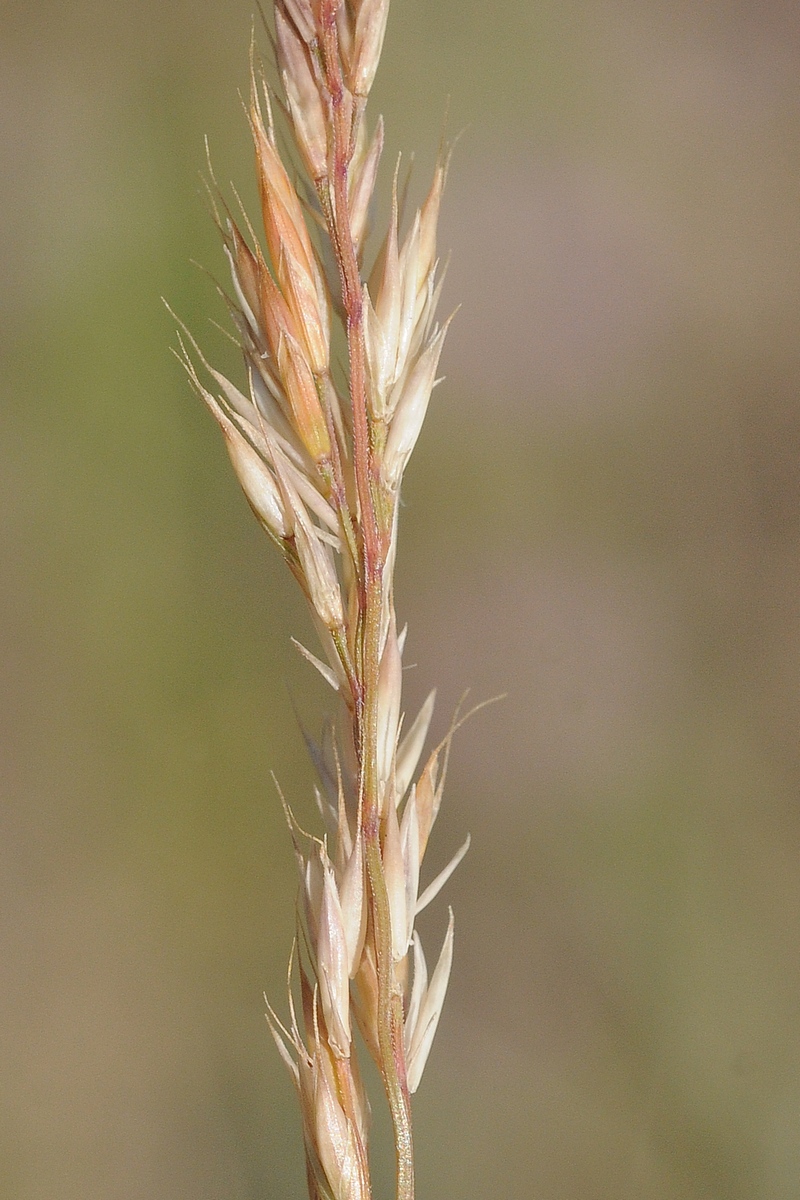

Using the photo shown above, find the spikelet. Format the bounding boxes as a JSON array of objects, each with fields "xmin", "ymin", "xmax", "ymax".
[{"xmin": 177, "ymin": 5, "xmax": 465, "ymax": 1199}]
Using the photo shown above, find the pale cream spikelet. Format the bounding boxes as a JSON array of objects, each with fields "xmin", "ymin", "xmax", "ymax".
[
  {"xmin": 267, "ymin": 960, "xmax": 370, "ymax": 1200},
  {"xmin": 404, "ymin": 912, "xmax": 455, "ymax": 1094},
  {"xmin": 312, "ymin": 1047, "xmax": 370, "ymax": 1200},
  {"xmin": 218, "ymin": 418, "xmax": 290, "ymax": 541},
  {"xmin": 340, "ymin": 0, "xmax": 391, "ymax": 100},
  {"xmin": 394, "ymin": 689, "xmax": 436, "ymax": 802},
  {"xmin": 317, "ymin": 853, "xmax": 352, "ymax": 1057},
  {"xmin": 381, "ymin": 794, "xmax": 408, "ymax": 963},
  {"xmin": 382, "ymin": 319, "xmax": 450, "ymax": 491},
  {"xmin": 274, "ymin": 2, "xmax": 328, "ymax": 184},
  {"xmin": 338, "ymin": 828, "xmax": 367, "ymax": 978},
  {"xmin": 177, "ymin": 347, "xmax": 290, "ymax": 543}
]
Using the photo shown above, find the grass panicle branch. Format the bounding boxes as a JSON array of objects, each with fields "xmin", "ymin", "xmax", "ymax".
[{"xmin": 177, "ymin": 5, "xmax": 460, "ymax": 1198}]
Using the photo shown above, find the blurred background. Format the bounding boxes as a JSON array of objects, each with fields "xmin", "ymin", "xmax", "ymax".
[{"xmin": 2, "ymin": 1, "xmax": 800, "ymax": 1196}]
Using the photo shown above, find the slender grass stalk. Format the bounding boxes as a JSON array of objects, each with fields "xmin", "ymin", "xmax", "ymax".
[{"xmin": 176, "ymin": 5, "xmax": 464, "ymax": 1197}]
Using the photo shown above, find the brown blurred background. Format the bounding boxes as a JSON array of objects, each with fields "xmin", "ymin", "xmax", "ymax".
[{"xmin": 2, "ymin": 1, "xmax": 800, "ymax": 1197}]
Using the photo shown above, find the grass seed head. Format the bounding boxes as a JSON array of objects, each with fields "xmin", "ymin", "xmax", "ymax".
[{"xmin": 180, "ymin": 2, "xmax": 470, "ymax": 1194}]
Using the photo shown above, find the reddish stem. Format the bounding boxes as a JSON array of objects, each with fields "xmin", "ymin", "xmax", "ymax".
[{"xmin": 318, "ymin": 16, "xmax": 414, "ymax": 1200}]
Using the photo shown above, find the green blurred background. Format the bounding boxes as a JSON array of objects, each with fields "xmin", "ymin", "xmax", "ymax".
[{"xmin": 3, "ymin": 1, "xmax": 800, "ymax": 1196}]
